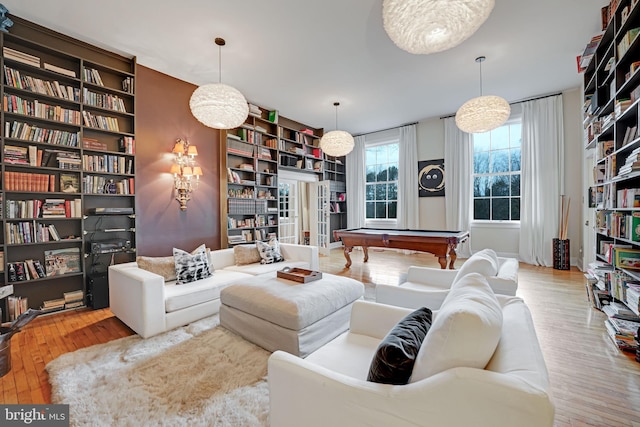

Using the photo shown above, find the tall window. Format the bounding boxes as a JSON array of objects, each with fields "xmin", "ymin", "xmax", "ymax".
[
  {"xmin": 473, "ymin": 122, "xmax": 521, "ymax": 221},
  {"xmin": 365, "ymin": 143, "xmax": 398, "ymax": 219}
]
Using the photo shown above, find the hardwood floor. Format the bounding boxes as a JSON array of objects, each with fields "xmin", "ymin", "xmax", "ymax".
[{"xmin": 1, "ymin": 248, "xmax": 639, "ymax": 426}]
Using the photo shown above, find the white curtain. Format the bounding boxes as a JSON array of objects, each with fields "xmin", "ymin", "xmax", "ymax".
[
  {"xmin": 519, "ymin": 95, "xmax": 564, "ymax": 266},
  {"xmin": 443, "ymin": 117, "xmax": 472, "ymax": 258},
  {"xmin": 346, "ymin": 135, "xmax": 366, "ymax": 229},
  {"xmin": 397, "ymin": 124, "xmax": 419, "ymax": 229}
]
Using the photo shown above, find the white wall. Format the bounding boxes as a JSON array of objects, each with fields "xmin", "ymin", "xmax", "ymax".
[{"xmin": 414, "ymin": 89, "xmax": 583, "ymax": 263}]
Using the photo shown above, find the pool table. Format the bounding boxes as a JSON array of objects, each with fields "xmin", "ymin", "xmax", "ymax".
[{"xmin": 332, "ymin": 228, "xmax": 470, "ymax": 269}]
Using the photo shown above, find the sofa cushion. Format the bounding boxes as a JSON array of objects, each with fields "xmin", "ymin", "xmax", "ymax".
[
  {"xmin": 256, "ymin": 238, "xmax": 284, "ymax": 264},
  {"xmin": 411, "ymin": 272, "xmax": 503, "ymax": 381},
  {"xmin": 367, "ymin": 307, "xmax": 432, "ymax": 385},
  {"xmin": 453, "ymin": 248, "xmax": 499, "ymax": 285},
  {"xmin": 164, "ymin": 270, "xmax": 252, "ymax": 313},
  {"xmin": 136, "ymin": 255, "xmax": 176, "ymax": 281},
  {"xmin": 173, "ymin": 244, "xmax": 212, "ymax": 284},
  {"xmin": 234, "ymin": 244, "xmax": 262, "ymax": 265},
  {"xmin": 223, "ymin": 260, "xmax": 309, "ymax": 276}
]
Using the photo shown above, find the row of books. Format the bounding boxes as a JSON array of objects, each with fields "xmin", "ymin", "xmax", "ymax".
[
  {"xmin": 4, "ymin": 65, "xmax": 80, "ymax": 101},
  {"xmin": 82, "ymin": 88, "xmax": 127, "ymax": 112},
  {"xmin": 616, "ymin": 187, "xmax": 640, "ymax": 208},
  {"xmin": 3, "ymin": 171, "xmax": 55, "ymax": 192},
  {"xmin": 5, "ymin": 198, "xmax": 82, "ymax": 219},
  {"xmin": 599, "ymin": 212, "xmax": 640, "ymax": 241},
  {"xmin": 81, "ymin": 110, "xmax": 120, "ymax": 132},
  {"xmin": 617, "ymin": 27, "xmax": 640, "ymax": 59},
  {"xmin": 83, "ymin": 154, "xmax": 134, "ymax": 174},
  {"xmin": 83, "ymin": 67, "xmax": 104, "ymax": 86},
  {"xmin": 122, "ymin": 76, "xmax": 134, "ymax": 94},
  {"xmin": 7, "ymin": 259, "xmax": 47, "ymax": 282},
  {"xmin": 4, "ymin": 145, "xmax": 82, "ymax": 170},
  {"xmin": 82, "ymin": 176, "xmax": 134, "ymax": 195},
  {"xmin": 228, "ymin": 217, "xmax": 256, "ymax": 229},
  {"xmin": 228, "ymin": 198, "xmax": 260, "ymax": 215},
  {"xmin": 5, "ymin": 221, "xmax": 63, "ymax": 244},
  {"xmin": 6, "ymin": 120, "xmax": 79, "ymax": 146},
  {"xmin": 119, "ymin": 136, "xmax": 135, "ymax": 155},
  {"xmin": 5, "ymin": 295, "xmax": 28, "ymax": 322},
  {"xmin": 4, "ymin": 94, "xmax": 82, "ymax": 125}
]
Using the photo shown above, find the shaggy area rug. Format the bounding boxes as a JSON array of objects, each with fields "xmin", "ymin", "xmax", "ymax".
[{"xmin": 46, "ymin": 316, "xmax": 271, "ymax": 426}]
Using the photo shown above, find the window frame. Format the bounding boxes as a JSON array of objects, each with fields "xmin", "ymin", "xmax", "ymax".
[
  {"xmin": 364, "ymin": 137, "xmax": 399, "ymax": 228},
  {"xmin": 471, "ymin": 118, "xmax": 522, "ymax": 224}
]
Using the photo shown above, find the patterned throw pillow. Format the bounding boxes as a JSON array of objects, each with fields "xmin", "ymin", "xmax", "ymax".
[
  {"xmin": 256, "ymin": 238, "xmax": 284, "ymax": 264},
  {"xmin": 173, "ymin": 244, "xmax": 212, "ymax": 284}
]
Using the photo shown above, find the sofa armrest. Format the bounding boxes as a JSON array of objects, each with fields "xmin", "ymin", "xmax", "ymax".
[
  {"xmin": 279, "ymin": 243, "xmax": 319, "ymax": 270},
  {"xmin": 348, "ymin": 300, "xmax": 414, "ymax": 339},
  {"xmin": 375, "ymin": 284, "xmax": 449, "ymax": 311},
  {"xmin": 406, "ymin": 266, "xmax": 457, "ymax": 288},
  {"xmin": 108, "ymin": 263, "xmax": 167, "ymax": 338},
  {"xmin": 268, "ymin": 351, "xmax": 554, "ymax": 427}
]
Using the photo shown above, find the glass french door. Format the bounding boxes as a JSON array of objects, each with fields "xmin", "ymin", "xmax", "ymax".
[
  {"xmin": 278, "ymin": 179, "xmax": 298, "ymax": 244},
  {"xmin": 309, "ymin": 181, "xmax": 330, "ymax": 256}
]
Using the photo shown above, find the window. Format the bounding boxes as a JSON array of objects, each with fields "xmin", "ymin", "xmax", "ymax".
[
  {"xmin": 472, "ymin": 122, "xmax": 521, "ymax": 221},
  {"xmin": 365, "ymin": 143, "xmax": 398, "ymax": 219}
]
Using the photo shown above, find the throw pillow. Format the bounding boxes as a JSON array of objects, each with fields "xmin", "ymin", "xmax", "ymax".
[
  {"xmin": 256, "ymin": 238, "xmax": 284, "ymax": 264},
  {"xmin": 136, "ymin": 256, "xmax": 176, "ymax": 281},
  {"xmin": 452, "ymin": 248, "xmax": 499, "ymax": 285},
  {"xmin": 173, "ymin": 244, "xmax": 213, "ymax": 285},
  {"xmin": 367, "ymin": 307, "xmax": 432, "ymax": 385},
  {"xmin": 234, "ymin": 244, "xmax": 262, "ymax": 265},
  {"xmin": 410, "ymin": 272, "xmax": 503, "ymax": 382}
]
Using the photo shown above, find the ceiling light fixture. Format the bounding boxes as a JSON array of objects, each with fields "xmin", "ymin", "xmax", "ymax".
[
  {"xmin": 319, "ymin": 102, "xmax": 354, "ymax": 157},
  {"xmin": 455, "ymin": 56, "xmax": 510, "ymax": 134},
  {"xmin": 382, "ymin": 0, "xmax": 495, "ymax": 55},
  {"xmin": 189, "ymin": 37, "xmax": 249, "ymax": 130}
]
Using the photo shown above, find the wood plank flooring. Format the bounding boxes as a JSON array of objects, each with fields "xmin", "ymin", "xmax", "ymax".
[{"xmin": 1, "ymin": 248, "xmax": 639, "ymax": 426}]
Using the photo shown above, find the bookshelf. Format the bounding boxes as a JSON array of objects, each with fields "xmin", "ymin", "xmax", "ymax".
[
  {"xmin": 0, "ymin": 15, "xmax": 136, "ymax": 320},
  {"xmin": 583, "ymin": 0, "xmax": 640, "ymax": 353}
]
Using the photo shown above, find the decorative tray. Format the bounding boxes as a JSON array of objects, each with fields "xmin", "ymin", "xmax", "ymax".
[{"xmin": 277, "ymin": 268, "xmax": 323, "ymax": 283}]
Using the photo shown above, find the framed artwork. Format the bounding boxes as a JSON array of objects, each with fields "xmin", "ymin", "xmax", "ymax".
[{"xmin": 418, "ymin": 159, "xmax": 445, "ymax": 197}]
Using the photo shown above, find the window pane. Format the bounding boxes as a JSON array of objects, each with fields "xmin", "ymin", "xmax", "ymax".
[
  {"xmin": 365, "ymin": 148, "xmax": 376, "ymax": 165},
  {"xmin": 366, "ymin": 166, "xmax": 376, "ymax": 182},
  {"xmin": 388, "ymin": 201, "xmax": 397, "ymax": 218},
  {"xmin": 388, "ymin": 164, "xmax": 398, "ymax": 180},
  {"xmin": 375, "ymin": 202, "xmax": 386, "ymax": 218},
  {"xmin": 474, "ymin": 176, "xmax": 490, "ymax": 197},
  {"xmin": 510, "ymin": 124, "xmax": 522, "ymax": 147},
  {"xmin": 473, "ymin": 133, "xmax": 490, "ymax": 152},
  {"xmin": 388, "ymin": 144, "xmax": 399, "ymax": 162},
  {"xmin": 366, "ymin": 184, "xmax": 375, "ymax": 200},
  {"xmin": 492, "ymin": 175, "xmax": 509, "ymax": 196},
  {"xmin": 491, "ymin": 149, "xmax": 509, "ymax": 173},
  {"xmin": 511, "ymin": 198, "xmax": 520, "ymax": 220},
  {"xmin": 375, "ymin": 183, "xmax": 387, "ymax": 200},
  {"xmin": 510, "ymin": 147, "xmax": 521, "ymax": 171},
  {"xmin": 492, "ymin": 198, "xmax": 510, "ymax": 220},
  {"xmin": 474, "ymin": 152, "xmax": 490, "ymax": 174},
  {"xmin": 388, "ymin": 182, "xmax": 398, "ymax": 200},
  {"xmin": 374, "ymin": 146, "xmax": 387, "ymax": 163},
  {"xmin": 491, "ymin": 126, "xmax": 509, "ymax": 149},
  {"xmin": 377, "ymin": 165, "xmax": 388, "ymax": 182},
  {"xmin": 474, "ymin": 199, "xmax": 490, "ymax": 219},
  {"xmin": 511, "ymin": 174, "xmax": 520, "ymax": 196},
  {"xmin": 366, "ymin": 202, "xmax": 375, "ymax": 218}
]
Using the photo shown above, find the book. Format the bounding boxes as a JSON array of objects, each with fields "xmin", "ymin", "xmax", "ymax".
[
  {"xmin": 43, "ymin": 63, "xmax": 76, "ymax": 78},
  {"xmin": 44, "ymin": 247, "xmax": 81, "ymax": 276}
]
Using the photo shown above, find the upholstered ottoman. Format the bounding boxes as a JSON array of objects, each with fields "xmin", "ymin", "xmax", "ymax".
[{"xmin": 220, "ymin": 272, "xmax": 364, "ymax": 357}]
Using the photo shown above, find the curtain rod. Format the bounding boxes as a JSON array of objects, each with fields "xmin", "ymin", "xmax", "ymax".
[
  {"xmin": 438, "ymin": 91, "xmax": 563, "ymax": 120},
  {"xmin": 354, "ymin": 121, "xmax": 418, "ymax": 138}
]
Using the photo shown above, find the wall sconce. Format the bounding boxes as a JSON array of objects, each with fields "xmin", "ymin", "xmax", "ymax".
[{"xmin": 171, "ymin": 138, "xmax": 203, "ymax": 210}]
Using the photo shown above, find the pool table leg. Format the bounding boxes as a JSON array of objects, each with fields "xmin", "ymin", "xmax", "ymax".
[
  {"xmin": 363, "ymin": 246, "xmax": 369, "ymax": 263},
  {"xmin": 448, "ymin": 246, "xmax": 457, "ymax": 269},
  {"xmin": 437, "ymin": 256, "xmax": 447, "ymax": 269},
  {"xmin": 343, "ymin": 246, "xmax": 353, "ymax": 268}
]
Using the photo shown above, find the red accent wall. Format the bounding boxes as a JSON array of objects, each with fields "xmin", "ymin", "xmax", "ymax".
[{"xmin": 135, "ymin": 65, "xmax": 221, "ymax": 255}]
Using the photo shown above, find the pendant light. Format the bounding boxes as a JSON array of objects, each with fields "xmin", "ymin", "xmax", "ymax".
[
  {"xmin": 455, "ymin": 56, "xmax": 510, "ymax": 134},
  {"xmin": 319, "ymin": 102, "xmax": 354, "ymax": 157},
  {"xmin": 382, "ymin": 0, "xmax": 495, "ymax": 55},
  {"xmin": 189, "ymin": 38, "xmax": 249, "ymax": 130}
]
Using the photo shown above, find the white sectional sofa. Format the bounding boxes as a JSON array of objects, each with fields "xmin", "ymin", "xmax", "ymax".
[{"xmin": 109, "ymin": 243, "xmax": 319, "ymax": 338}]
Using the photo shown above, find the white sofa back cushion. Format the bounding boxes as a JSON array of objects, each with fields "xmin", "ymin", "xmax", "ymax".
[
  {"xmin": 453, "ymin": 248, "xmax": 499, "ymax": 285},
  {"xmin": 411, "ymin": 272, "xmax": 503, "ymax": 381}
]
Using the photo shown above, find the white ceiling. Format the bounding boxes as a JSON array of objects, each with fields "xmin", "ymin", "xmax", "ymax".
[{"xmin": 3, "ymin": 0, "xmax": 604, "ymax": 135}]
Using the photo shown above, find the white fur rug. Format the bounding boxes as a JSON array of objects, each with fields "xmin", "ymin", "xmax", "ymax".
[{"xmin": 46, "ymin": 316, "xmax": 271, "ymax": 427}]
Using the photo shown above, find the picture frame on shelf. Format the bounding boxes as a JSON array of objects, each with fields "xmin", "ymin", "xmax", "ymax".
[
  {"xmin": 615, "ymin": 248, "xmax": 640, "ymax": 270},
  {"xmin": 44, "ymin": 248, "xmax": 81, "ymax": 276},
  {"xmin": 60, "ymin": 173, "xmax": 79, "ymax": 193}
]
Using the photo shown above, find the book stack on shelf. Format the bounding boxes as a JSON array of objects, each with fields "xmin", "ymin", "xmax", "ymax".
[
  {"xmin": 40, "ymin": 297, "xmax": 65, "ymax": 313},
  {"xmin": 63, "ymin": 290, "xmax": 84, "ymax": 309},
  {"xmin": 2, "ymin": 47, "xmax": 39, "ymax": 67},
  {"xmin": 618, "ymin": 146, "xmax": 640, "ymax": 175},
  {"xmin": 603, "ymin": 299, "xmax": 640, "ymax": 352}
]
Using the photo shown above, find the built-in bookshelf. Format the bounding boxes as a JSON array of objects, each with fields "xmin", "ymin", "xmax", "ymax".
[
  {"xmin": 0, "ymin": 14, "xmax": 136, "ymax": 320},
  {"xmin": 582, "ymin": 0, "xmax": 640, "ymax": 353}
]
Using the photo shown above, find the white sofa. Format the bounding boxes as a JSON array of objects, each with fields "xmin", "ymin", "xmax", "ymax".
[
  {"xmin": 109, "ymin": 243, "xmax": 319, "ymax": 338},
  {"xmin": 268, "ymin": 285, "xmax": 554, "ymax": 427},
  {"xmin": 376, "ymin": 249, "xmax": 519, "ymax": 310}
]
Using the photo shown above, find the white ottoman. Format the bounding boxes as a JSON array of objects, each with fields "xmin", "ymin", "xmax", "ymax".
[{"xmin": 220, "ymin": 272, "xmax": 364, "ymax": 357}]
